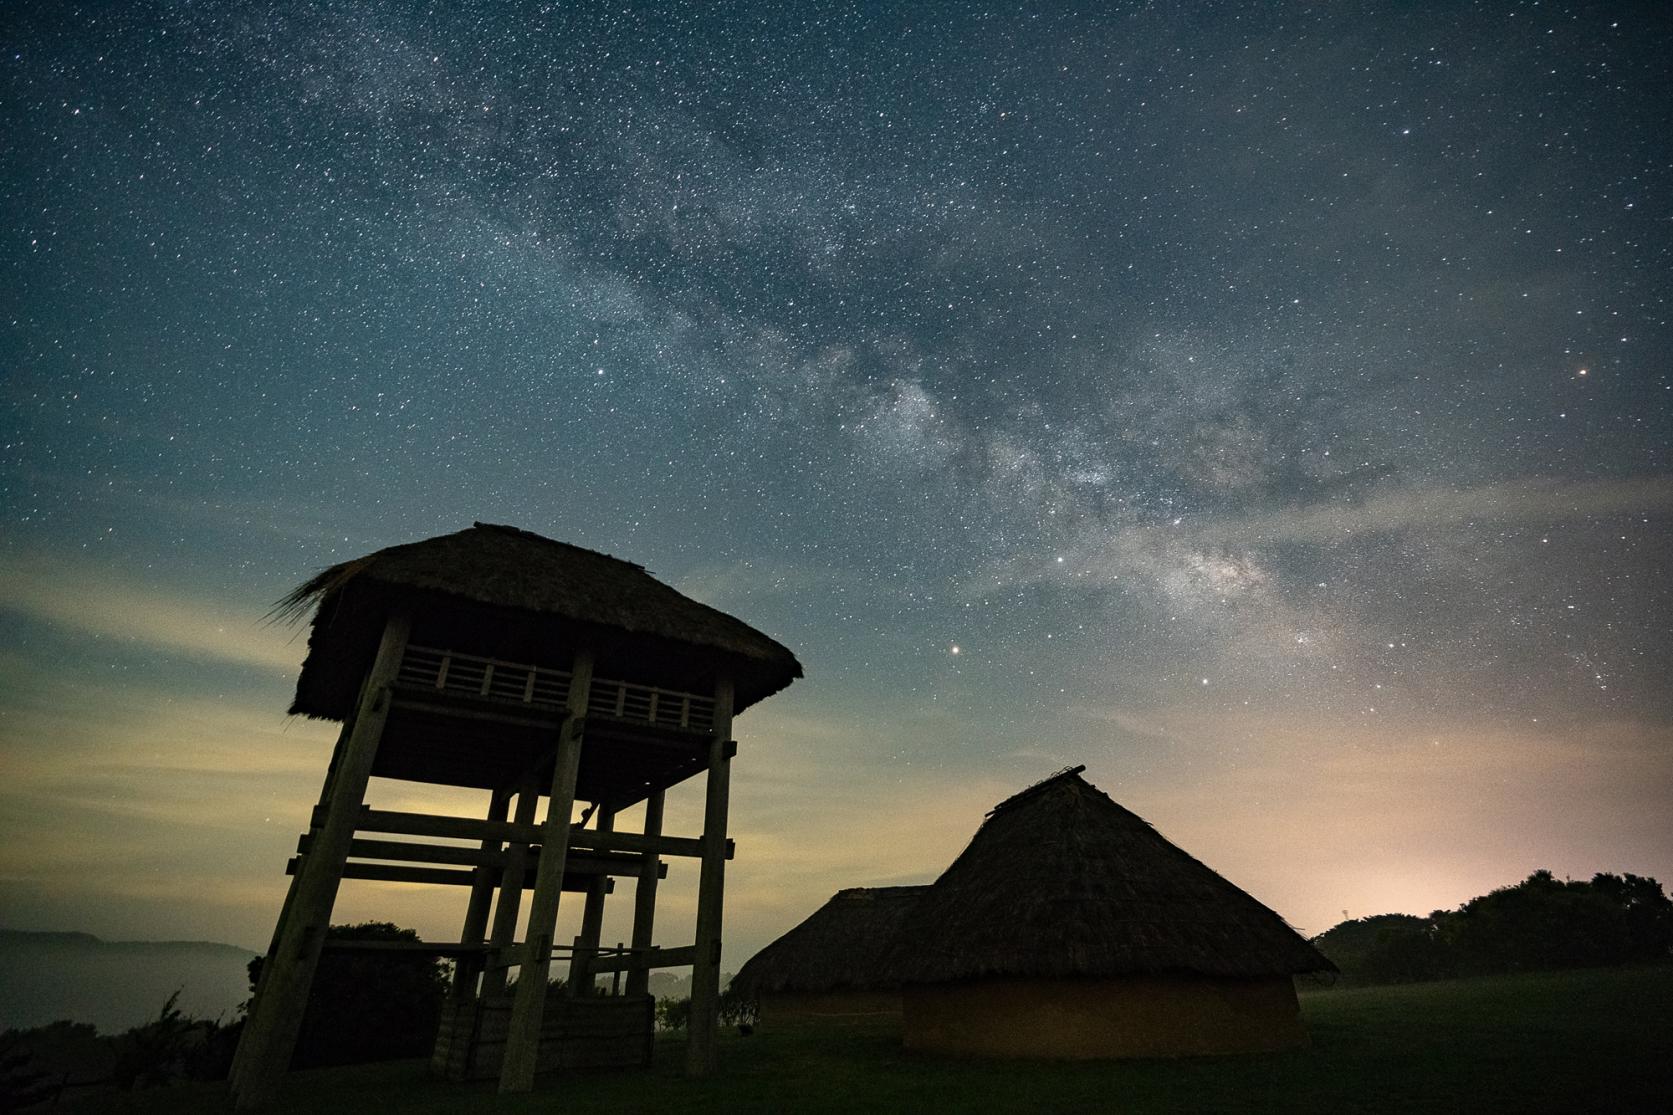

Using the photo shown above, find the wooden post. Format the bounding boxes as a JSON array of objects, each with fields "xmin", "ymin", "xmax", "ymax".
[
  {"xmin": 481, "ymin": 773, "xmax": 540, "ymax": 999},
  {"xmin": 498, "ymin": 650, "xmax": 592, "ymax": 1094},
  {"xmin": 685, "ymin": 675, "xmax": 734, "ymax": 1078},
  {"xmin": 229, "ymin": 716, "xmax": 353, "ymax": 1088},
  {"xmin": 451, "ymin": 787, "xmax": 511, "ymax": 1000},
  {"xmin": 624, "ymin": 788, "xmax": 665, "ymax": 999},
  {"xmin": 570, "ymin": 804, "xmax": 615, "ymax": 996},
  {"xmin": 232, "ymin": 611, "xmax": 411, "ymax": 1110}
]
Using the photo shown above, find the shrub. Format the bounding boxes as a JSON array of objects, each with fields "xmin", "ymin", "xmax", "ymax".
[
  {"xmin": 655, "ymin": 997, "xmax": 690, "ymax": 1032},
  {"xmin": 247, "ymin": 922, "xmax": 447, "ymax": 1068}
]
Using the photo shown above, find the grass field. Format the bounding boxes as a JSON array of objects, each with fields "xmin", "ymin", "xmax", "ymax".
[{"xmin": 72, "ymin": 964, "xmax": 1673, "ymax": 1113}]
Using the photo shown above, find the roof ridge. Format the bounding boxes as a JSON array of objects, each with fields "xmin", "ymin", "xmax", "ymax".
[
  {"xmin": 469, "ymin": 521, "xmax": 648, "ymax": 573},
  {"xmin": 988, "ymin": 763, "xmax": 1088, "ymax": 815}
]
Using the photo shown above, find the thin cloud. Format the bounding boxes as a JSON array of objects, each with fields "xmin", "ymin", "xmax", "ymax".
[
  {"xmin": 976, "ymin": 475, "xmax": 1673, "ymax": 592},
  {"xmin": 1202, "ymin": 475, "xmax": 1673, "ymax": 547},
  {"xmin": 0, "ymin": 553, "xmax": 304, "ymax": 674}
]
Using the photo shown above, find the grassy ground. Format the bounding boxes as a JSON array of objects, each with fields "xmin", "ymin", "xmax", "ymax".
[{"xmin": 70, "ymin": 964, "xmax": 1673, "ymax": 1113}]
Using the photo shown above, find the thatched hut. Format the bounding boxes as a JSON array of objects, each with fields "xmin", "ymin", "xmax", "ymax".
[
  {"xmin": 879, "ymin": 766, "xmax": 1334, "ymax": 1058},
  {"xmin": 731, "ymin": 886, "xmax": 928, "ymax": 1022}
]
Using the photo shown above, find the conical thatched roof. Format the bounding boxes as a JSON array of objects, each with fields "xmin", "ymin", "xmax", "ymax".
[
  {"xmin": 732, "ymin": 886, "xmax": 929, "ymax": 998},
  {"xmin": 280, "ymin": 523, "xmax": 802, "ymax": 720},
  {"xmin": 880, "ymin": 767, "xmax": 1334, "ymax": 984}
]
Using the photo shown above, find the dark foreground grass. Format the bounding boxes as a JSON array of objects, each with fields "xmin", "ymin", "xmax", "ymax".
[{"xmin": 72, "ymin": 964, "xmax": 1673, "ymax": 1113}]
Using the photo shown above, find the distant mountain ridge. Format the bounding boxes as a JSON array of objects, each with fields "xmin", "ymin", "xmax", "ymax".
[{"xmin": 0, "ymin": 928, "xmax": 258, "ymax": 1033}]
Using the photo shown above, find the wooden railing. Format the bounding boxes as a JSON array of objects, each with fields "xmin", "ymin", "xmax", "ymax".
[{"xmin": 395, "ymin": 645, "xmax": 716, "ymax": 733}]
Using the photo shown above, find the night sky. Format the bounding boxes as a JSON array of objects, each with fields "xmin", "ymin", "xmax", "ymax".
[{"xmin": 3, "ymin": 3, "xmax": 1670, "ymax": 965}]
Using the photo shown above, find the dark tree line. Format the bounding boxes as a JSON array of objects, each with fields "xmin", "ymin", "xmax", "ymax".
[{"xmin": 1314, "ymin": 871, "xmax": 1673, "ymax": 985}]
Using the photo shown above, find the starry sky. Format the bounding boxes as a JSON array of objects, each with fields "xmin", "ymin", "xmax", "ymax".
[{"xmin": 3, "ymin": 2, "xmax": 1670, "ymax": 966}]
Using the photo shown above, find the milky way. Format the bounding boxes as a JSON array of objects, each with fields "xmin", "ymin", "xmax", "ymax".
[{"xmin": 2, "ymin": 3, "xmax": 1669, "ymax": 949}]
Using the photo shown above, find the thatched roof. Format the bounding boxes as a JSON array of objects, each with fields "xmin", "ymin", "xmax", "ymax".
[
  {"xmin": 280, "ymin": 523, "xmax": 802, "ymax": 720},
  {"xmin": 732, "ymin": 886, "xmax": 929, "ymax": 998},
  {"xmin": 879, "ymin": 767, "xmax": 1335, "ymax": 984}
]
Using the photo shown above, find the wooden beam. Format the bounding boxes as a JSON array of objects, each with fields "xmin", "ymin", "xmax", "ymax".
[
  {"xmin": 344, "ymin": 807, "xmax": 539, "ymax": 843},
  {"xmin": 625, "ymin": 787, "xmax": 665, "ymax": 998},
  {"xmin": 686, "ymin": 675, "xmax": 735, "ymax": 1079},
  {"xmin": 588, "ymin": 944, "xmax": 696, "ymax": 974},
  {"xmin": 232, "ymin": 611, "xmax": 410, "ymax": 1111},
  {"xmin": 389, "ymin": 693, "xmax": 566, "ymax": 730},
  {"xmin": 299, "ymin": 835, "xmax": 498, "ymax": 868},
  {"xmin": 570, "ymin": 828, "xmax": 727, "ymax": 861},
  {"xmin": 283, "ymin": 858, "xmax": 618, "ymax": 892},
  {"xmin": 500, "ymin": 649, "xmax": 591, "ymax": 1095},
  {"xmin": 482, "ymin": 773, "xmax": 539, "ymax": 999},
  {"xmin": 343, "ymin": 808, "xmax": 724, "ymax": 859}
]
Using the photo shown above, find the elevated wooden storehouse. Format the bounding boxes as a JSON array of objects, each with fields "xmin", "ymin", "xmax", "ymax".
[
  {"xmin": 229, "ymin": 524, "xmax": 800, "ymax": 1108},
  {"xmin": 731, "ymin": 886, "xmax": 928, "ymax": 1022},
  {"xmin": 879, "ymin": 767, "xmax": 1334, "ymax": 1059}
]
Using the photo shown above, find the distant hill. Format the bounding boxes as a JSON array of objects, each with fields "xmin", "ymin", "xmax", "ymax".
[{"xmin": 0, "ymin": 929, "xmax": 257, "ymax": 1033}]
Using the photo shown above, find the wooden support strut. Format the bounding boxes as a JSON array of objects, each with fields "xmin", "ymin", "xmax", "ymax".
[
  {"xmin": 588, "ymin": 943, "xmax": 698, "ymax": 974},
  {"xmin": 685, "ymin": 675, "xmax": 735, "ymax": 1079},
  {"xmin": 454, "ymin": 786, "xmax": 512, "ymax": 997},
  {"xmin": 499, "ymin": 649, "xmax": 592, "ymax": 1094},
  {"xmin": 482, "ymin": 772, "xmax": 541, "ymax": 999},
  {"xmin": 625, "ymin": 787, "xmax": 665, "ymax": 999},
  {"xmin": 571, "ymin": 804, "xmax": 615, "ymax": 996},
  {"xmin": 231, "ymin": 611, "xmax": 411, "ymax": 1111}
]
